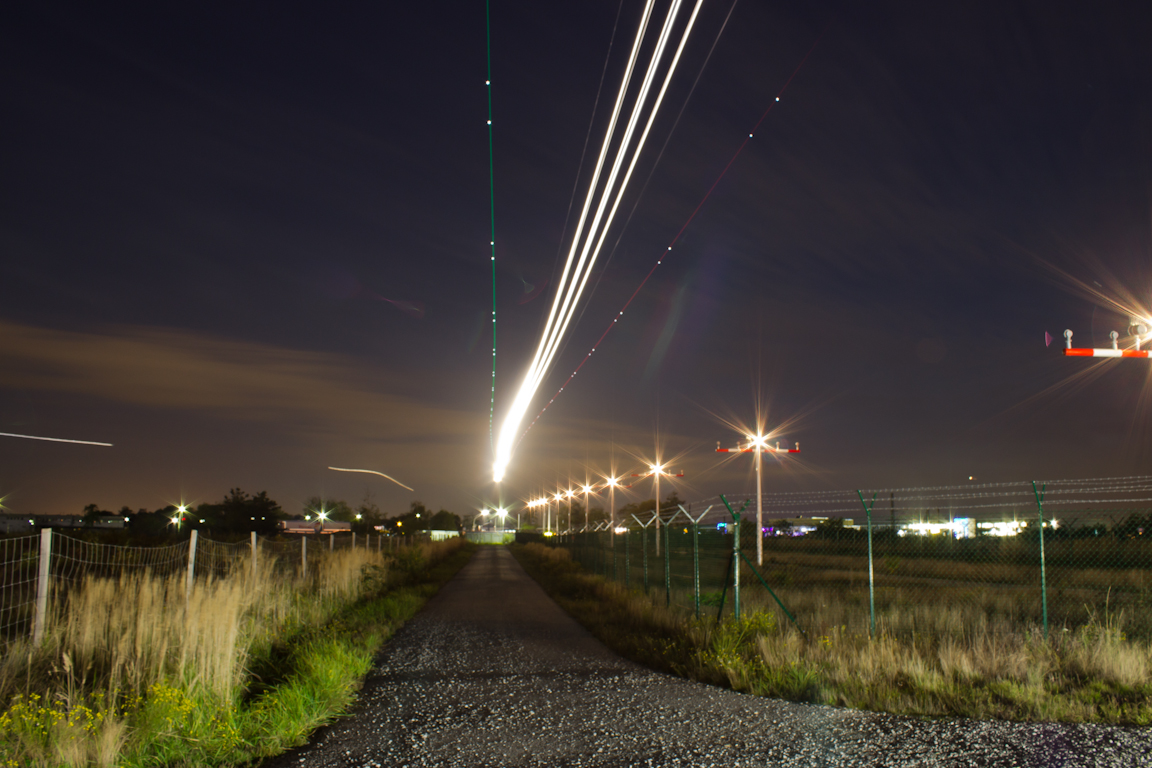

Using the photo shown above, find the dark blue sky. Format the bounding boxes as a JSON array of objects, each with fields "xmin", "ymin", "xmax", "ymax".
[{"xmin": 1, "ymin": 0, "xmax": 1150, "ymax": 518}]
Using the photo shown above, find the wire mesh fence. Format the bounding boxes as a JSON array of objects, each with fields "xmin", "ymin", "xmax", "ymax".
[
  {"xmin": 0, "ymin": 534, "xmax": 40, "ymax": 641},
  {"xmin": 0, "ymin": 530, "xmax": 420, "ymax": 646},
  {"xmin": 557, "ymin": 476, "xmax": 1152, "ymax": 641}
]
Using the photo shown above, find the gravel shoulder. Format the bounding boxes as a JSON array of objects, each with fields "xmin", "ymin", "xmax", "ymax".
[{"xmin": 263, "ymin": 546, "xmax": 1151, "ymax": 768}]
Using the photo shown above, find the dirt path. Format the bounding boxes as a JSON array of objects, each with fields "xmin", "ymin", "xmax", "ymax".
[{"xmin": 263, "ymin": 546, "xmax": 1150, "ymax": 767}]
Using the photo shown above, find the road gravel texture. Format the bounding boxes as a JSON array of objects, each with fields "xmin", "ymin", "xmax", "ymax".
[{"xmin": 264, "ymin": 546, "xmax": 1151, "ymax": 767}]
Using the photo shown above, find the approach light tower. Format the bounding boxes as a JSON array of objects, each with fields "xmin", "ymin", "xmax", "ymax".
[
  {"xmin": 631, "ymin": 464, "xmax": 685, "ymax": 555},
  {"xmin": 717, "ymin": 436, "xmax": 801, "ymax": 566},
  {"xmin": 1062, "ymin": 320, "xmax": 1152, "ymax": 359}
]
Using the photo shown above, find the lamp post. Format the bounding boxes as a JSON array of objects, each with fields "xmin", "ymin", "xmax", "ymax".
[
  {"xmin": 565, "ymin": 488, "xmax": 575, "ymax": 535},
  {"xmin": 581, "ymin": 484, "xmax": 597, "ymax": 532},
  {"xmin": 631, "ymin": 464, "xmax": 684, "ymax": 556},
  {"xmin": 717, "ymin": 435, "xmax": 800, "ymax": 565},
  {"xmin": 603, "ymin": 476, "xmax": 621, "ymax": 532}
]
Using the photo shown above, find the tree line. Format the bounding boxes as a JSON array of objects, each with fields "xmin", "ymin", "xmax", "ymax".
[{"xmin": 79, "ymin": 491, "xmax": 461, "ymax": 537}]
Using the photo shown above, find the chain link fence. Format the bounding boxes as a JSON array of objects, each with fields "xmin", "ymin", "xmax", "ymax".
[{"xmin": 558, "ymin": 476, "xmax": 1152, "ymax": 641}]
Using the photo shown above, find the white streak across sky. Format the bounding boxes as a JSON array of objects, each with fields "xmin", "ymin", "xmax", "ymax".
[
  {"xmin": 328, "ymin": 466, "xmax": 415, "ymax": 492},
  {"xmin": 0, "ymin": 432, "xmax": 112, "ymax": 447},
  {"xmin": 493, "ymin": 0, "xmax": 705, "ymax": 483}
]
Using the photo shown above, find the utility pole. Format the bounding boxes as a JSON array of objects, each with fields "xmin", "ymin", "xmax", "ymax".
[{"xmin": 717, "ymin": 435, "xmax": 801, "ymax": 565}]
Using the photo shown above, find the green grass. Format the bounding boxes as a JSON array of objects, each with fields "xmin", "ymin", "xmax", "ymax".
[
  {"xmin": 0, "ymin": 540, "xmax": 474, "ymax": 768},
  {"xmin": 512, "ymin": 542, "xmax": 1152, "ymax": 725}
]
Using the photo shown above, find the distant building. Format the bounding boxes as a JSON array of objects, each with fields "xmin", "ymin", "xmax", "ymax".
[{"xmin": 0, "ymin": 514, "xmax": 126, "ymax": 533}]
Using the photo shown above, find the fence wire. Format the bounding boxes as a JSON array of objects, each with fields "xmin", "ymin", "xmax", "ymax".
[
  {"xmin": 0, "ymin": 535, "xmax": 39, "ymax": 638},
  {"xmin": 0, "ymin": 530, "xmax": 403, "ymax": 645},
  {"xmin": 557, "ymin": 477, "xmax": 1152, "ymax": 642}
]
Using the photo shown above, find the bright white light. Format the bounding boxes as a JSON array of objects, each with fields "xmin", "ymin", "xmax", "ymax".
[
  {"xmin": 605, "ymin": 476, "xmax": 619, "ymax": 487},
  {"xmin": 614, "ymin": 526, "xmax": 628, "ymax": 534},
  {"xmin": 582, "ymin": 485, "xmax": 593, "ymax": 494}
]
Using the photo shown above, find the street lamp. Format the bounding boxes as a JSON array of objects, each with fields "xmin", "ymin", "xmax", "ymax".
[
  {"xmin": 565, "ymin": 488, "xmax": 575, "ymax": 534},
  {"xmin": 581, "ymin": 484, "xmax": 596, "ymax": 532},
  {"xmin": 603, "ymin": 476, "xmax": 621, "ymax": 533}
]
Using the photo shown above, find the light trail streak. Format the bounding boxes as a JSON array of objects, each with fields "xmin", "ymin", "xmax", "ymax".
[
  {"xmin": 494, "ymin": 0, "xmax": 704, "ymax": 482},
  {"xmin": 0, "ymin": 432, "xmax": 112, "ymax": 447},
  {"xmin": 517, "ymin": 20, "xmax": 835, "ymax": 446},
  {"xmin": 327, "ymin": 466, "xmax": 414, "ymax": 492},
  {"xmin": 486, "ymin": 0, "xmax": 498, "ymax": 451}
]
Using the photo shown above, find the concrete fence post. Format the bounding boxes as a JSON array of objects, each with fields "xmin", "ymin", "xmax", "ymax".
[
  {"xmin": 250, "ymin": 531, "xmax": 258, "ymax": 584},
  {"xmin": 301, "ymin": 536, "xmax": 308, "ymax": 578},
  {"xmin": 32, "ymin": 528, "xmax": 52, "ymax": 645},
  {"xmin": 185, "ymin": 529, "xmax": 198, "ymax": 601}
]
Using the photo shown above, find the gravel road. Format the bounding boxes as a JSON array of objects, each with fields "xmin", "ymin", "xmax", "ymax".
[{"xmin": 264, "ymin": 546, "xmax": 1151, "ymax": 768}]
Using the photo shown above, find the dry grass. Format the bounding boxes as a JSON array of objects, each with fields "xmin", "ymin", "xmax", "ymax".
[
  {"xmin": 0, "ymin": 540, "xmax": 407, "ymax": 767},
  {"xmin": 515, "ymin": 542, "xmax": 1152, "ymax": 725}
]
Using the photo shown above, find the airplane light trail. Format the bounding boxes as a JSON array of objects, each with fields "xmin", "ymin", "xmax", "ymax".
[
  {"xmin": 0, "ymin": 432, "xmax": 112, "ymax": 447},
  {"xmin": 327, "ymin": 466, "xmax": 415, "ymax": 492},
  {"xmin": 493, "ymin": 0, "xmax": 705, "ymax": 483},
  {"xmin": 517, "ymin": 21, "xmax": 834, "ymax": 447}
]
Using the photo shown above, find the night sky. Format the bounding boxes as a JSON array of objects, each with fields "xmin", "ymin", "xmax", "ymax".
[{"xmin": 2, "ymin": 1, "xmax": 1151, "ymax": 520}]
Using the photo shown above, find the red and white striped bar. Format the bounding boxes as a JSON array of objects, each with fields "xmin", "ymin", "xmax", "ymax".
[
  {"xmin": 1064, "ymin": 348, "xmax": 1151, "ymax": 358},
  {"xmin": 716, "ymin": 447, "xmax": 801, "ymax": 453}
]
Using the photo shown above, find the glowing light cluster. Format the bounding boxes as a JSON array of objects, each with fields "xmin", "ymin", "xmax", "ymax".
[{"xmin": 492, "ymin": 0, "xmax": 705, "ymax": 482}]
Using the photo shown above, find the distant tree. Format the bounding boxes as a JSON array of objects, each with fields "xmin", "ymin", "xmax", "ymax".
[
  {"xmin": 128, "ymin": 506, "xmax": 173, "ymax": 537},
  {"xmin": 354, "ymin": 498, "xmax": 384, "ymax": 534},
  {"xmin": 218, "ymin": 488, "xmax": 283, "ymax": 534},
  {"xmin": 429, "ymin": 510, "xmax": 461, "ymax": 531},
  {"xmin": 387, "ymin": 500, "xmax": 432, "ymax": 535},
  {"xmin": 660, "ymin": 492, "xmax": 684, "ymax": 516},
  {"xmin": 81, "ymin": 503, "xmax": 110, "ymax": 526}
]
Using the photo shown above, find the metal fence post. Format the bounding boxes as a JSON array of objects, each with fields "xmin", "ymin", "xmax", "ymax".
[
  {"xmin": 613, "ymin": 531, "xmax": 618, "ymax": 582},
  {"xmin": 664, "ymin": 522, "xmax": 671, "ymax": 607},
  {"xmin": 329, "ymin": 534, "xmax": 334, "ymax": 552},
  {"xmin": 857, "ymin": 491, "xmax": 878, "ymax": 638},
  {"xmin": 185, "ymin": 529, "xmax": 198, "ymax": 600},
  {"xmin": 643, "ymin": 528, "xmax": 649, "ymax": 593},
  {"xmin": 733, "ymin": 515, "xmax": 740, "ymax": 622},
  {"xmin": 250, "ymin": 531, "xmax": 258, "ymax": 584},
  {"xmin": 693, "ymin": 522, "xmax": 700, "ymax": 619},
  {"xmin": 302, "ymin": 536, "xmax": 307, "ymax": 578},
  {"xmin": 625, "ymin": 532, "xmax": 630, "ymax": 586},
  {"xmin": 1032, "ymin": 481, "xmax": 1049, "ymax": 639},
  {"xmin": 31, "ymin": 528, "xmax": 51, "ymax": 645},
  {"xmin": 352, "ymin": 532, "xmax": 357, "ymax": 549}
]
